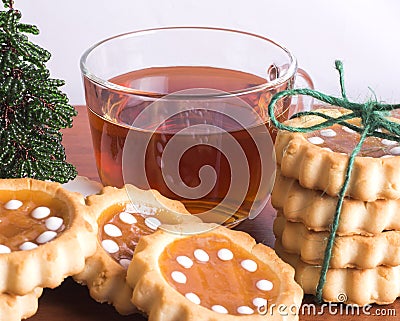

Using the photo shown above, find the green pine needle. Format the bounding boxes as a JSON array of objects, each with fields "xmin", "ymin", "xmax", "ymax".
[
  {"xmin": 0, "ymin": 2, "xmax": 77, "ymax": 183},
  {"xmin": 2, "ymin": 0, "xmax": 13, "ymax": 9}
]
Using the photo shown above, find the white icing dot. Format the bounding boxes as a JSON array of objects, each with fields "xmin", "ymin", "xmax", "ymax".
[
  {"xmin": 104, "ymin": 224, "xmax": 122, "ymax": 237},
  {"xmin": 144, "ymin": 217, "xmax": 161, "ymax": 230},
  {"xmin": 381, "ymin": 139, "xmax": 398, "ymax": 146},
  {"xmin": 45, "ymin": 217, "xmax": 64, "ymax": 231},
  {"xmin": 185, "ymin": 292, "xmax": 201, "ymax": 305},
  {"xmin": 0, "ymin": 244, "xmax": 11, "ymax": 254},
  {"xmin": 217, "ymin": 248, "xmax": 233, "ymax": 261},
  {"xmin": 31, "ymin": 206, "xmax": 51, "ymax": 219},
  {"xmin": 342, "ymin": 126, "xmax": 356, "ymax": 134},
  {"xmin": 256, "ymin": 279, "xmax": 273, "ymax": 291},
  {"xmin": 171, "ymin": 271, "xmax": 187, "ymax": 284},
  {"xmin": 307, "ymin": 136, "xmax": 324, "ymax": 145},
  {"xmin": 253, "ymin": 297, "xmax": 268, "ymax": 308},
  {"xmin": 322, "ymin": 147, "xmax": 333, "ymax": 152},
  {"xmin": 320, "ymin": 129, "xmax": 337, "ymax": 137},
  {"xmin": 19, "ymin": 242, "xmax": 38, "ymax": 251},
  {"xmin": 390, "ymin": 146, "xmax": 400, "ymax": 155},
  {"xmin": 119, "ymin": 258, "xmax": 131, "ymax": 269},
  {"xmin": 237, "ymin": 306, "xmax": 254, "ymax": 315},
  {"xmin": 36, "ymin": 231, "xmax": 57, "ymax": 244},
  {"xmin": 101, "ymin": 239, "xmax": 119, "ymax": 254},
  {"xmin": 176, "ymin": 256, "xmax": 193, "ymax": 269},
  {"xmin": 212, "ymin": 305, "xmax": 228, "ymax": 314},
  {"xmin": 381, "ymin": 155, "xmax": 394, "ymax": 159},
  {"xmin": 124, "ymin": 203, "xmax": 136, "ymax": 213},
  {"xmin": 194, "ymin": 249, "xmax": 209, "ymax": 262},
  {"xmin": 4, "ymin": 200, "xmax": 23, "ymax": 210},
  {"xmin": 119, "ymin": 212, "xmax": 137, "ymax": 225},
  {"xmin": 241, "ymin": 259, "xmax": 258, "ymax": 272}
]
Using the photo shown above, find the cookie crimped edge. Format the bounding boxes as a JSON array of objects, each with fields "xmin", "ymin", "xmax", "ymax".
[
  {"xmin": 0, "ymin": 178, "xmax": 97, "ymax": 295},
  {"xmin": 127, "ymin": 224, "xmax": 303, "ymax": 321},
  {"xmin": 274, "ymin": 215, "xmax": 400, "ymax": 269},
  {"xmin": 73, "ymin": 184, "xmax": 199, "ymax": 315},
  {"xmin": 275, "ymin": 108, "xmax": 400, "ymax": 201},
  {"xmin": 275, "ymin": 240, "xmax": 400, "ymax": 305},
  {"xmin": 0, "ymin": 287, "xmax": 43, "ymax": 321},
  {"xmin": 271, "ymin": 170, "xmax": 400, "ymax": 235}
]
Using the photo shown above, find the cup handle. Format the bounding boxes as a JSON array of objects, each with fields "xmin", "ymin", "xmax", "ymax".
[{"xmin": 289, "ymin": 68, "xmax": 314, "ymax": 116}]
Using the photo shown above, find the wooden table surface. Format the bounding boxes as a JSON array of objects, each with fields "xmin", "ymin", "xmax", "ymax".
[{"xmin": 29, "ymin": 106, "xmax": 399, "ymax": 320}]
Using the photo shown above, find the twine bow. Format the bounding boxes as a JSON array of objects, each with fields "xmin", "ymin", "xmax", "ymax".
[{"xmin": 268, "ymin": 60, "xmax": 400, "ymax": 303}]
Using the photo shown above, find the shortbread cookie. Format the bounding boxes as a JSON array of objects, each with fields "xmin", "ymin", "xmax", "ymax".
[
  {"xmin": 274, "ymin": 215, "xmax": 400, "ymax": 269},
  {"xmin": 0, "ymin": 178, "xmax": 96, "ymax": 295},
  {"xmin": 0, "ymin": 288, "xmax": 43, "ymax": 321},
  {"xmin": 272, "ymin": 171, "xmax": 400, "ymax": 235},
  {"xmin": 275, "ymin": 241, "xmax": 400, "ymax": 305},
  {"xmin": 74, "ymin": 185, "xmax": 201, "ymax": 315},
  {"xmin": 127, "ymin": 224, "xmax": 303, "ymax": 321},
  {"xmin": 275, "ymin": 108, "xmax": 400, "ymax": 201}
]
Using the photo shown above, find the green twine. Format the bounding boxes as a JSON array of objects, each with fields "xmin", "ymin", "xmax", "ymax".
[{"xmin": 267, "ymin": 60, "xmax": 400, "ymax": 303}]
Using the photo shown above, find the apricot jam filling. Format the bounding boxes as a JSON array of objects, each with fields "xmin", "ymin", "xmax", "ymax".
[
  {"xmin": 305, "ymin": 124, "xmax": 400, "ymax": 158},
  {"xmin": 0, "ymin": 190, "xmax": 69, "ymax": 252},
  {"xmin": 159, "ymin": 234, "xmax": 280, "ymax": 315},
  {"xmin": 98, "ymin": 202, "xmax": 182, "ymax": 269}
]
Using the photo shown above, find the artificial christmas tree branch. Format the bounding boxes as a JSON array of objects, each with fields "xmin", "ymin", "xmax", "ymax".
[{"xmin": 0, "ymin": 0, "xmax": 77, "ymax": 183}]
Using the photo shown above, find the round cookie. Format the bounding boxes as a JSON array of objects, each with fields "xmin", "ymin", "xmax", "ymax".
[
  {"xmin": 0, "ymin": 178, "xmax": 97, "ymax": 295},
  {"xmin": 127, "ymin": 224, "xmax": 303, "ymax": 321},
  {"xmin": 274, "ymin": 214, "xmax": 400, "ymax": 269},
  {"xmin": 275, "ymin": 108, "xmax": 400, "ymax": 201},
  {"xmin": 73, "ymin": 185, "xmax": 201, "ymax": 315},
  {"xmin": 275, "ymin": 240, "xmax": 400, "ymax": 306},
  {"xmin": 271, "ymin": 170, "xmax": 400, "ymax": 235}
]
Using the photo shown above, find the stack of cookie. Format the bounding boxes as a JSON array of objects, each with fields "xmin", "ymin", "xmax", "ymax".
[{"xmin": 272, "ymin": 108, "xmax": 400, "ymax": 305}]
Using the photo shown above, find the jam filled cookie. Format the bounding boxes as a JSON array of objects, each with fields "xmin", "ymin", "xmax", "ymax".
[
  {"xmin": 127, "ymin": 224, "xmax": 302, "ymax": 321},
  {"xmin": 274, "ymin": 214, "xmax": 400, "ymax": 269},
  {"xmin": 0, "ymin": 288, "xmax": 43, "ymax": 321},
  {"xmin": 275, "ymin": 108, "xmax": 400, "ymax": 201},
  {"xmin": 275, "ymin": 241, "xmax": 400, "ymax": 305},
  {"xmin": 74, "ymin": 185, "xmax": 201, "ymax": 315},
  {"xmin": 0, "ymin": 178, "xmax": 96, "ymax": 295},
  {"xmin": 272, "ymin": 170, "xmax": 400, "ymax": 235}
]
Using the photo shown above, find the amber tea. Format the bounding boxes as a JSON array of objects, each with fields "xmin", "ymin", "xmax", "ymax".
[{"xmin": 85, "ymin": 66, "xmax": 289, "ymax": 225}]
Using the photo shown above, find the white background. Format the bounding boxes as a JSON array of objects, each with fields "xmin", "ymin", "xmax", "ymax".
[{"xmin": 13, "ymin": 0, "xmax": 400, "ymax": 105}]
